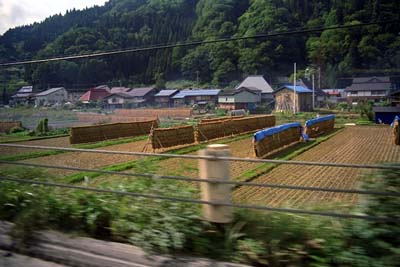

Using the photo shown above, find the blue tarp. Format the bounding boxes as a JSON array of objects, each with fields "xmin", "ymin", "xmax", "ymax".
[
  {"xmin": 254, "ymin": 122, "xmax": 302, "ymax": 142},
  {"xmin": 391, "ymin": 115, "xmax": 399, "ymax": 127},
  {"xmin": 305, "ymin": 115, "xmax": 336, "ymax": 127}
]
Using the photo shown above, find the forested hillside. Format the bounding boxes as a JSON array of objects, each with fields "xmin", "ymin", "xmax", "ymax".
[{"xmin": 0, "ymin": 0, "xmax": 399, "ymax": 90}]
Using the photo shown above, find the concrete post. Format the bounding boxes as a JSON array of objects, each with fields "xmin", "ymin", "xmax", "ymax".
[{"xmin": 198, "ymin": 144, "xmax": 233, "ymax": 223}]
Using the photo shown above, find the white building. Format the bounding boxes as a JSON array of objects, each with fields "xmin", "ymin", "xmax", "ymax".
[{"xmin": 35, "ymin": 87, "xmax": 68, "ymax": 106}]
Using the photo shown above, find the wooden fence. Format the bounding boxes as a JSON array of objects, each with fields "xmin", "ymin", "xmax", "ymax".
[{"xmin": 70, "ymin": 119, "xmax": 158, "ymax": 144}]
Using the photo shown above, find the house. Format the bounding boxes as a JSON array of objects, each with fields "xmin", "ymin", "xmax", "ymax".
[
  {"xmin": 35, "ymin": 87, "xmax": 68, "ymax": 106},
  {"xmin": 389, "ymin": 89, "xmax": 400, "ymax": 107},
  {"xmin": 11, "ymin": 85, "xmax": 34, "ymax": 105},
  {"xmin": 345, "ymin": 77, "xmax": 392, "ymax": 104},
  {"xmin": 104, "ymin": 87, "xmax": 157, "ymax": 109},
  {"xmin": 79, "ymin": 87, "xmax": 111, "ymax": 104},
  {"xmin": 171, "ymin": 89, "xmax": 220, "ymax": 107},
  {"xmin": 218, "ymin": 87, "xmax": 261, "ymax": 111},
  {"xmin": 235, "ymin": 76, "xmax": 274, "ymax": 102},
  {"xmin": 274, "ymin": 85, "xmax": 313, "ymax": 112},
  {"xmin": 154, "ymin": 90, "xmax": 179, "ymax": 107},
  {"xmin": 373, "ymin": 106, "xmax": 400, "ymax": 124},
  {"xmin": 104, "ymin": 92, "xmax": 135, "ymax": 109},
  {"xmin": 322, "ymin": 89, "xmax": 346, "ymax": 103},
  {"xmin": 125, "ymin": 87, "xmax": 158, "ymax": 107}
]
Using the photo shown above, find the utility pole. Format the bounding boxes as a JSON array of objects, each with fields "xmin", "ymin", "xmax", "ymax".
[
  {"xmin": 196, "ymin": 71, "xmax": 200, "ymax": 84},
  {"xmin": 318, "ymin": 66, "xmax": 321, "ymax": 89},
  {"xmin": 312, "ymin": 73, "xmax": 315, "ymax": 110},
  {"xmin": 293, "ymin": 62, "xmax": 296, "ymax": 113}
]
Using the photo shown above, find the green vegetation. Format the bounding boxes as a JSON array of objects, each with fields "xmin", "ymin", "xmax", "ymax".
[
  {"xmin": 1, "ymin": 1, "xmax": 398, "ymax": 88},
  {"xmin": 1, "ymin": 164, "xmax": 398, "ymax": 266}
]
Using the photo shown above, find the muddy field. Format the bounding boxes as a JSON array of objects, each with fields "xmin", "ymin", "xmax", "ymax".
[{"xmin": 234, "ymin": 126, "xmax": 400, "ymax": 208}]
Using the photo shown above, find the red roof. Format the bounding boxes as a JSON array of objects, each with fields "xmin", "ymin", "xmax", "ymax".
[{"xmin": 79, "ymin": 88, "xmax": 110, "ymax": 102}]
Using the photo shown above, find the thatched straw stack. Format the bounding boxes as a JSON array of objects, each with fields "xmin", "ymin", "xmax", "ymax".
[
  {"xmin": 151, "ymin": 125, "xmax": 195, "ymax": 149},
  {"xmin": 304, "ymin": 115, "xmax": 335, "ymax": 138},
  {"xmin": 69, "ymin": 119, "xmax": 158, "ymax": 144},
  {"xmin": 254, "ymin": 123, "xmax": 302, "ymax": 158}
]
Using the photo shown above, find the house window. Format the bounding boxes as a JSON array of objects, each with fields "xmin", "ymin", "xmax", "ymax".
[
  {"xmin": 371, "ymin": 91, "xmax": 385, "ymax": 95},
  {"xmin": 350, "ymin": 91, "xmax": 358, "ymax": 95},
  {"xmin": 112, "ymin": 97, "xmax": 117, "ymax": 103},
  {"xmin": 226, "ymin": 97, "xmax": 228, "ymax": 101}
]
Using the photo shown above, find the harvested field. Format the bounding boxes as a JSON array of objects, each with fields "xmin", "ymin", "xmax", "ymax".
[
  {"xmin": 0, "ymin": 137, "xmax": 71, "ymax": 157},
  {"xmin": 21, "ymin": 139, "xmax": 149, "ymax": 177},
  {"xmin": 234, "ymin": 126, "xmax": 400, "ymax": 208}
]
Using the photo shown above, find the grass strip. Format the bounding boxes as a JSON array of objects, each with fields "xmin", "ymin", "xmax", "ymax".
[
  {"xmin": 235, "ymin": 128, "xmax": 344, "ymax": 183},
  {"xmin": 0, "ymin": 134, "xmax": 70, "ymax": 143}
]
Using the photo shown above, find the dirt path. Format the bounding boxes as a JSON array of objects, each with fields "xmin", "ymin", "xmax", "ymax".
[
  {"xmin": 0, "ymin": 137, "xmax": 71, "ymax": 157},
  {"xmin": 234, "ymin": 126, "xmax": 400, "ymax": 208}
]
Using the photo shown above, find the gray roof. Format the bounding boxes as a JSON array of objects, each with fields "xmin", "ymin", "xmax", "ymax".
[
  {"xmin": 18, "ymin": 86, "xmax": 33, "ymax": 93},
  {"xmin": 127, "ymin": 87, "xmax": 156, "ymax": 97},
  {"xmin": 35, "ymin": 87, "xmax": 66, "ymax": 96},
  {"xmin": 172, "ymin": 89, "xmax": 220, "ymax": 99},
  {"xmin": 235, "ymin": 76, "xmax": 273, "ymax": 94},
  {"xmin": 155, "ymin": 90, "xmax": 178, "ymax": 97},
  {"xmin": 345, "ymin": 77, "xmax": 392, "ymax": 92},
  {"xmin": 220, "ymin": 87, "xmax": 260, "ymax": 96},
  {"xmin": 105, "ymin": 92, "xmax": 134, "ymax": 99}
]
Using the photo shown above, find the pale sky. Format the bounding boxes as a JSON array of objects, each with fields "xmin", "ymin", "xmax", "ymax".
[{"xmin": 0, "ymin": 0, "xmax": 108, "ymax": 35}]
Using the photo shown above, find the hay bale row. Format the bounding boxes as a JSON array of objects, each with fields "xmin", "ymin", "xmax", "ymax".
[
  {"xmin": 0, "ymin": 121, "xmax": 22, "ymax": 133},
  {"xmin": 254, "ymin": 124, "xmax": 302, "ymax": 158},
  {"xmin": 70, "ymin": 119, "xmax": 158, "ymax": 144},
  {"xmin": 304, "ymin": 115, "xmax": 335, "ymax": 138},
  {"xmin": 197, "ymin": 115, "xmax": 275, "ymax": 142},
  {"xmin": 200, "ymin": 115, "xmax": 244, "ymax": 123},
  {"xmin": 151, "ymin": 125, "xmax": 195, "ymax": 149},
  {"xmin": 394, "ymin": 121, "xmax": 399, "ymax": 145}
]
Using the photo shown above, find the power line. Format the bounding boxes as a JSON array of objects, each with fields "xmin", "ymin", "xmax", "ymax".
[
  {"xmin": 0, "ymin": 19, "xmax": 398, "ymax": 67},
  {"xmin": 1, "ymin": 160, "xmax": 399, "ymax": 197},
  {"xmin": 0, "ymin": 175, "xmax": 397, "ymax": 222},
  {"xmin": 1, "ymin": 143, "xmax": 399, "ymax": 170}
]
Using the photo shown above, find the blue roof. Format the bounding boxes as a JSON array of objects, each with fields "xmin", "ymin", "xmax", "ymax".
[
  {"xmin": 154, "ymin": 90, "xmax": 178, "ymax": 97},
  {"xmin": 172, "ymin": 89, "xmax": 220, "ymax": 99},
  {"xmin": 254, "ymin": 122, "xmax": 302, "ymax": 142},
  {"xmin": 305, "ymin": 115, "xmax": 335, "ymax": 127},
  {"xmin": 276, "ymin": 85, "xmax": 312, "ymax": 93}
]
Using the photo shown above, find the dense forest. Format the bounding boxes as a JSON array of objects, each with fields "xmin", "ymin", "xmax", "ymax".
[{"xmin": 0, "ymin": 0, "xmax": 399, "ymax": 90}]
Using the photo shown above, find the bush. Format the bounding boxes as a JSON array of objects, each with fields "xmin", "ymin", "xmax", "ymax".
[{"xmin": 9, "ymin": 126, "xmax": 25, "ymax": 134}]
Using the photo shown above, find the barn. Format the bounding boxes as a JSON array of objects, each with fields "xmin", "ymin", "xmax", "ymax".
[{"xmin": 274, "ymin": 85, "xmax": 313, "ymax": 112}]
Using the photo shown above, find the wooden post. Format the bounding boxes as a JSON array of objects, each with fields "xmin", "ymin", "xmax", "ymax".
[{"xmin": 198, "ymin": 144, "xmax": 233, "ymax": 223}]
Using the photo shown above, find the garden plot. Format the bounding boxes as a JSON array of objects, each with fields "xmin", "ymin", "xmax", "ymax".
[{"xmin": 234, "ymin": 126, "xmax": 400, "ymax": 208}]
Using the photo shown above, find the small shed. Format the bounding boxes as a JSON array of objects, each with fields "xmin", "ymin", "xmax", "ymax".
[
  {"xmin": 373, "ymin": 106, "xmax": 400, "ymax": 124},
  {"xmin": 218, "ymin": 87, "xmax": 261, "ymax": 111},
  {"xmin": 274, "ymin": 85, "xmax": 313, "ymax": 112}
]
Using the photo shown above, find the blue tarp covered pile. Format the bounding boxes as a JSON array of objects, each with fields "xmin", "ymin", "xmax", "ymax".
[
  {"xmin": 254, "ymin": 122, "xmax": 302, "ymax": 142},
  {"xmin": 391, "ymin": 115, "xmax": 399, "ymax": 127},
  {"xmin": 305, "ymin": 114, "xmax": 336, "ymax": 127}
]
